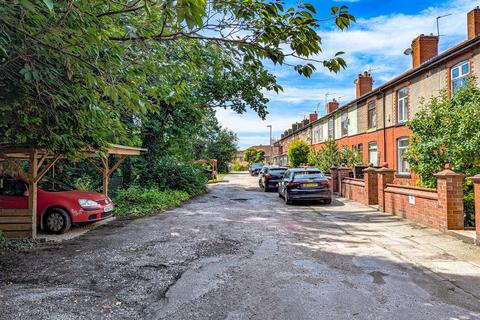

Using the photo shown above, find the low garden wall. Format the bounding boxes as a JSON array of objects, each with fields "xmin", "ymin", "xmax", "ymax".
[
  {"xmin": 335, "ymin": 164, "xmax": 465, "ymax": 234},
  {"xmin": 383, "ymin": 184, "xmax": 444, "ymax": 231},
  {"xmin": 341, "ymin": 178, "xmax": 367, "ymax": 205}
]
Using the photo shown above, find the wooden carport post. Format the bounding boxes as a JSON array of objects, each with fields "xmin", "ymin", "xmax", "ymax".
[
  {"xmin": 99, "ymin": 155, "xmax": 127, "ymax": 196},
  {"xmin": 28, "ymin": 149, "xmax": 38, "ymax": 239}
]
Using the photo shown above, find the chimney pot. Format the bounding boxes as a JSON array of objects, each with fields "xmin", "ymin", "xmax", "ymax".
[
  {"xmin": 309, "ymin": 112, "xmax": 318, "ymax": 122},
  {"xmin": 468, "ymin": 7, "xmax": 480, "ymax": 40},
  {"xmin": 356, "ymin": 72, "xmax": 373, "ymax": 98},
  {"xmin": 411, "ymin": 34, "xmax": 439, "ymax": 68}
]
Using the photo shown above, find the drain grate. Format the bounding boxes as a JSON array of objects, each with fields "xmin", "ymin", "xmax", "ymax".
[{"xmin": 230, "ymin": 198, "xmax": 249, "ymax": 201}]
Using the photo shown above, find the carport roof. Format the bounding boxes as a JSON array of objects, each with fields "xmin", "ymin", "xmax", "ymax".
[{"xmin": 0, "ymin": 143, "xmax": 147, "ymax": 160}]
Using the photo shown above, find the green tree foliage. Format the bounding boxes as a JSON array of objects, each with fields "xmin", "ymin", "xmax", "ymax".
[
  {"xmin": 204, "ymin": 129, "xmax": 238, "ymax": 173},
  {"xmin": 308, "ymin": 139, "xmax": 340, "ymax": 173},
  {"xmin": 406, "ymin": 81, "xmax": 480, "ymax": 186},
  {"xmin": 243, "ymin": 147, "xmax": 265, "ymax": 164},
  {"xmin": 0, "ymin": 1, "xmax": 354, "ymax": 156},
  {"xmin": 340, "ymin": 145, "xmax": 363, "ymax": 167},
  {"xmin": 288, "ymin": 140, "xmax": 310, "ymax": 167},
  {"xmin": 406, "ymin": 81, "xmax": 480, "ymax": 226}
]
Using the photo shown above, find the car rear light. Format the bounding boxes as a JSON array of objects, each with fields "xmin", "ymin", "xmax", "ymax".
[
  {"xmin": 265, "ymin": 174, "xmax": 273, "ymax": 179},
  {"xmin": 287, "ymin": 182, "xmax": 300, "ymax": 187}
]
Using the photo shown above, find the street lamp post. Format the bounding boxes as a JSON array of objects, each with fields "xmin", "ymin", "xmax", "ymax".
[{"xmin": 267, "ymin": 125, "xmax": 272, "ymax": 164}]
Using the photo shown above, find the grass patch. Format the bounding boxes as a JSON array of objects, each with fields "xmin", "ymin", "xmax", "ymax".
[
  {"xmin": 112, "ymin": 186, "xmax": 193, "ymax": 217},
  {"xmin": 0, "ymin": 230, "xmax": 10, "ymax": 249},
  {"xmin": 208, "ymin": 173, "xmax": 227, "ymax": 184}
]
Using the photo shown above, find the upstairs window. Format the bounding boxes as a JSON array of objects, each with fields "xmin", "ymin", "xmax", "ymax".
[
  {"xmin": 397, "ymin": 137, "xmax": 410, "ymax": 175},
  {"xmin": 328, "ymin": 118, "xmax": 334, "ymax": 139},
  {"xmin": 397, "ymin": 87, "xmax": 408, "ymax": 123},
  {"xmin": 451, "ymin": 61, "xmax": 470, "ymax": 93},
  {"xmin": 341, "ymin": 112, "xmax": 348, "ymax": 137},
  {"xmin": 368, "ymin": 101, "xmax": 376, "ymax": 129}
]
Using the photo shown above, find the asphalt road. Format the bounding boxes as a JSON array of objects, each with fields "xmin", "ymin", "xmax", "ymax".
[{"xmin": 1, "ymin": 173, "xmax": 480, "ymax": 319}]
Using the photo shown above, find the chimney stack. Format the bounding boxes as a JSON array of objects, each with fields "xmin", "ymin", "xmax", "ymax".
[
  {"xmin": 309, "ymin": 112, "xmax": 318, "ymax": 122},
  {"xmin": 303, "ymin": 119, "xmax": 309, "ymax": 126},
  {"xmin": 355, "ymin": 71, "xmax": 373, "ymax": 98},
  {"xmin": 411, "ymin": 34, "xmax": 439, "ymax": 68},
  {"xmin": 292, "ymin": 123, "xmax": 298, "ymax": 131},
  {"xmin": 327, "ymin": 99, "xmax": 339, "ymax": 113},
  {"xmin": 468, "ymin": 7, "xmax": 480, "ymax": 40}
]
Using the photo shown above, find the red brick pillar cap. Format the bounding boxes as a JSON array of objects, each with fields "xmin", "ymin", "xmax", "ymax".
[
  {"xmin": 469, "ymin": 174, "xmax": 480, "ymax": 183},
  {"xmin": 331, "ymin": 165, "xmax": 338, "ymax": 170},
  {"xmin": 338, "ymin": 165, "xmax": 351, "ymax": 170},
  {"xmin": 376, "ymin": 167, "xmax": 395, "ymax": 173},
  {"xmin": 363, "ymin": 166, "xmax": 377, "ymax": 173},
  {"xmin": 434, "ymin": 163, "xmax": 465, "ymax": 178}
]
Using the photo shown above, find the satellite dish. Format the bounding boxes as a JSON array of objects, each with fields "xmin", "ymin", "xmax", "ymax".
[{"xmin": 404, "ymin": 48, "xmax": 413, "ymax": 56}]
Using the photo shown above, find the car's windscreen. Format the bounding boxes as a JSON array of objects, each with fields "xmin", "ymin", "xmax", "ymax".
[
  {"xmin": 293, "ymin": 172, "xmax": 323, "ymax": 179},
  {"xmin": 270, "ymin": 169, "xmax": 287, "ymax": 174},
  {"xmin": 252, "ymin": 164, "xmax": 263, "ymax": 168},
  {"xmin": 39, "ymin": 177, "xmax": 75, "ymax": 192}
]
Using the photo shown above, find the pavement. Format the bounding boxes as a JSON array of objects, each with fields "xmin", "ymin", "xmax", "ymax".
[{"xmin": 1, "ymin": 173, "xmax": 480, "ymax": 319}]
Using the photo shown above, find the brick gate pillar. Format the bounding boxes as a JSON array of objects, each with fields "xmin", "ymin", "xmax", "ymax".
[
  {"xmin": 364, "ymin": 166, "xmax": 379, "ymax": 205},
  {"xmin": 470, "ymin": 174, "xmax": 480, "ymax": 244},
  {"xmin": 377, "ymin": 167, "xmax": 395, "ymax": 212},
  {"xmin": 331, "ymin": 166, "xmax": 338, "ymax": 193},
  {"xmin": 434, "ymin": 164, "xmax": 465, "ymax": 231},
  {"xmin": 338, "ymin": 166, "xmax": 352, "ymax": 197}
]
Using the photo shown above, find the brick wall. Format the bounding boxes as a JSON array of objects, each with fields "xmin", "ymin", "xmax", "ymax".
[
  {"xmin": 342, "ymin": 178, "xmax": 368, "ymax": 205},
  {"xmin": 383, "ymin": 185, "xmax": 443, "ymax": 231}
]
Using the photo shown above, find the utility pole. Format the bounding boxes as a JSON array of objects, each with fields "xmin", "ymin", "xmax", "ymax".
[{"xmin": 267, "ymin": 125, "xmax": 272, "ymax": 164}]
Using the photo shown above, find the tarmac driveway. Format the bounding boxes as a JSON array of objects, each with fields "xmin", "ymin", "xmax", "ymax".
[{"xmin": 1, "ymin": 173, "xmax": 480, "ymax": 319}]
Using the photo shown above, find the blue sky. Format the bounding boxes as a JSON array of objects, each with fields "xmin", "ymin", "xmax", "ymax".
[{"xmin": 216, "ymin": 0, "xmax": 480, "ymax": 149}]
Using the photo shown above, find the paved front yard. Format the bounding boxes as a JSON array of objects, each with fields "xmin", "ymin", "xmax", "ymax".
[{"xmin": 1, "ymin": 173, "xmax": 480, "ymax": 319}]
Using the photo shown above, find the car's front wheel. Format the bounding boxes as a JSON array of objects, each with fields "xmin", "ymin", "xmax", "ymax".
[{"xmin": 44, "ymin": 208, "xmax": 72, "ymax": 234}]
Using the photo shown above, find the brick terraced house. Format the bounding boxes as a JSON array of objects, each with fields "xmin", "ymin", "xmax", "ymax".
[{"xmin": 272, "ymin": 7, "xmax": 480, "ymax": 185}]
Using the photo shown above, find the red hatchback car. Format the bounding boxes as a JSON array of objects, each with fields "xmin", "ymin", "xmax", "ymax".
[{"xmin": 0, "ymin": 177, "xmax": 113, "ymax": 234}]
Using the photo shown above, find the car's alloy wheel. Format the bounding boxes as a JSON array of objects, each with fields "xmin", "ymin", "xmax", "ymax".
[{"xmin": 44, "ymin": 208, "xmax": 71, "ymax": 234}]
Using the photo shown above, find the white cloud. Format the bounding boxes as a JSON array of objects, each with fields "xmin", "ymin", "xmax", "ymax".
[{"xmin": 217, "ymin": 0, "xmax": 480, "ymax": 148}]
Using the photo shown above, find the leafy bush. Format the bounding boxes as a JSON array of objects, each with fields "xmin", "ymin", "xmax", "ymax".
[
  {"xmin": 113, "ymin": 186, "xmax": 191, "ymax": 216},
  {"xmin": 340, "ymin": 145, "xmax": 363, "ymax": 167},
  {"xmin": 243, "ymin": 147, "xmax": 265, "ymax": 164},
  {"xmin": 138, "ymin": 156, "xmax": 208, "ymax": 196},
  {"xmin": 230, "ymin": 158, "xmax": 248, "ymax": 171},
  {"xmin": 73, "ymin": 175, "xmax": 95, "ymax": 191},
  {"xmin": 308, "ymin": 139, "xmax": 340, "ymax": 173},
  {"xmin": 288, "ymin": 140, "xmax": 310, "ymax": 167},
  {"xmin": 406, "ymin": 81, "xmax": 480, "ymax": 226}
]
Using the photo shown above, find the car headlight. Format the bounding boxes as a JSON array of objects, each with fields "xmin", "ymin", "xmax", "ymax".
[{"xmin": 79, "ymin": 199, "xmax": 99, "ymax": 207}]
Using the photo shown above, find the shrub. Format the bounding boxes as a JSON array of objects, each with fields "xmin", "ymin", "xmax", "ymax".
[
  {"xmin": 230, "ymin": 158, "xmax": 248, "ymax": 172},
  {"xmin": 288, "ymin": 140, "xmax": 310, "ymax": 167},
  {"xmin": 73, "ymin": 175, "xmax": 95, "ymax": 191},
  {"xmin": 138, "ymin": 156, "xmax": 208, "ymax": 196},
  {"xmin": 243, "ymin": 147, "xmax": 265, "ymax": 164},
  {"xmin": 112, "ymin": 186, "xmax": 191, "ymax": 216},
  {"xmin": 308, "ymin": 139, "xmax": 340, "ymax": 173}
]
